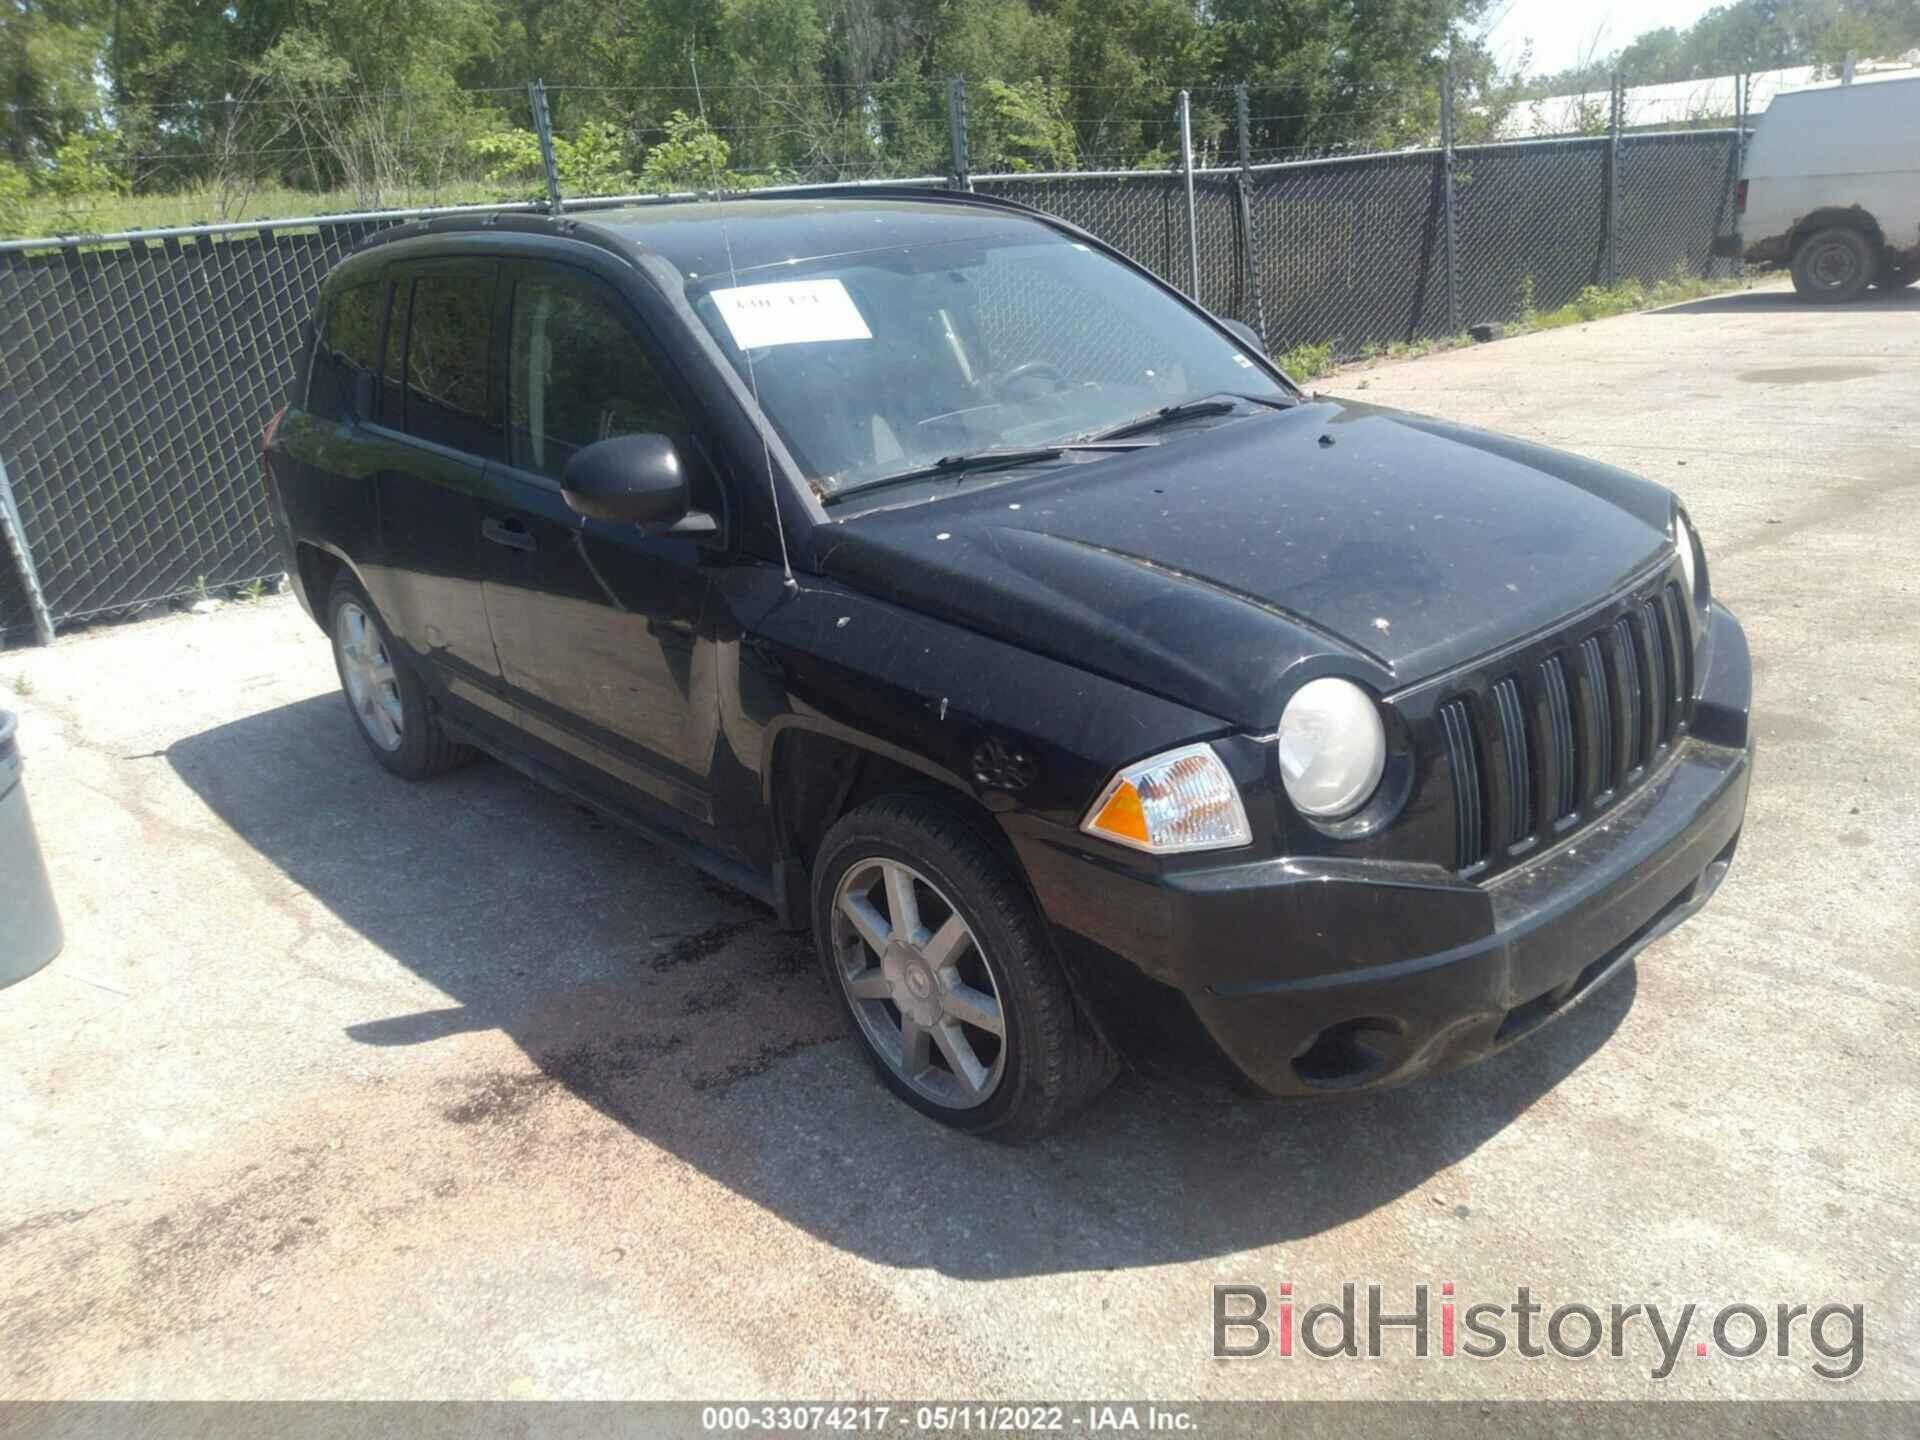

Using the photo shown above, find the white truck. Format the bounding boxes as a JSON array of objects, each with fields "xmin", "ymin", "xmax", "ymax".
[{"xmin": 1714, "ymin": 74, "xmax": 1920, "ymax": 301}]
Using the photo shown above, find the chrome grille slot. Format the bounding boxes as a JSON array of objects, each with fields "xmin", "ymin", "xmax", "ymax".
[
  {"xmin": 1440, "ymin": 698, "xmax": 1485, "ymax": 871},
  {"xmin": 1639, "ymin": 599, "xmax": 1668, "ymax": 750},
  {"xmin": 1491, "ymin": 676, "xmax": 1531, "ymax": 850},
  {"xmin": 1539, "ymin": 654, "xmax": 1577, "ymax": 823},
  {"xmin": 1578, "ymin": 634, "xmax": 1614, "ymax": 800},
  {"xmin": 1608, "ymin": 618, "xmax": 1643, "ymax": 777},
  {"xmin": 1659, "ymin": 582, "xmax": 1691, "ymax": 737}
]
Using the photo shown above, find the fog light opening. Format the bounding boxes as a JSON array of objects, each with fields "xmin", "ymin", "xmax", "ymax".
[{"xmin": 1292, "ymin": 1017, "xmax": 1405, "ymax": 1090}]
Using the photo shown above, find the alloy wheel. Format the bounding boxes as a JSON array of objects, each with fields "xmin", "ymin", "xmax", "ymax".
[
  {"xmin": 335, "ymin": 601, "xmax": 404, "ymax": 752},
  {"xmin": 830, "ymin": 857, "xmax": 1007, "ymax": 1109}
]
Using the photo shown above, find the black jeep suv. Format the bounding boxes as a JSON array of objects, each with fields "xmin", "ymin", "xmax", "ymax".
[{"xmin": 262, "ymin": 192, "xmax": 1752, "ymax": 1139}]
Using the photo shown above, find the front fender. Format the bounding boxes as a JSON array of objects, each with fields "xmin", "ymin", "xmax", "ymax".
[{"xmin": 736, "ymin": 575, "xmax": 1233, "ymax": 833}]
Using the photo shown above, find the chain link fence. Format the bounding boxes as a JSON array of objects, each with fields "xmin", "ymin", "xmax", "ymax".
[{"xmin": 0, "ymin": 122, "xmax": 1746, "ymax": 643}]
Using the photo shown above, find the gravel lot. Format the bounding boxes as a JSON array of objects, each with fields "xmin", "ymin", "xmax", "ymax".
[{"xmin": 2, "ymin": 278, "xmax": 1916, "ymax": 1404}]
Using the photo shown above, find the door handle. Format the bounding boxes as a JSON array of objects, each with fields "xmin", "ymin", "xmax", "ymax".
[{"xmin": 481, "ymin": 517, "xmax": 536, "ymax": 552}]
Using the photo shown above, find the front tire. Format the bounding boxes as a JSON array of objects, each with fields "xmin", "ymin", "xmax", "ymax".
[
  {"xmin": 326, "ymin": 573, "xmax": 474, "ymax": 780},
  {"xmin": 811, "ymin": 795, "xmax": 1115, "ymax": 1140},
  {"xmin": 1790, "ymin": 227, "xmax": 1874, "ymax": 303}
]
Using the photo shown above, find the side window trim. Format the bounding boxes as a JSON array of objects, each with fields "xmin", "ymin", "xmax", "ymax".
[
  {"xmin": 374, "ymin": 272, "xmax": 405, "ymax": 431},
  {"xmin": 301, "ymin": 315, "xmax": 321, "ymax": 413}
]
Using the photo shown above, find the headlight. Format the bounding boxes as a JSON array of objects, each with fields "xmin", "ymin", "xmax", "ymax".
[
  {"xmin": 1082, "ymin": 742, "xmax": 1252, "ymax": 854},
  {"xmin": 1277, "ymin": 677, "xmax": 1386, "ymax": 819},
  {"xmin": 1675, "ymin": 509, "xmax": 1701, "ymax": 600}
]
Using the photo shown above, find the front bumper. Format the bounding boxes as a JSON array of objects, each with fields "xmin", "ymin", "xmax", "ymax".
[{"xmin": 1021, "ymin": 604, "xmax": 1753, "ymax": 1097}]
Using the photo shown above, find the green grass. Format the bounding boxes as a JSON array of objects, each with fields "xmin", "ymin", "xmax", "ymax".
[
  {"xmin": 1516, "ymin": 266, "xmax": 1738, "ymax": 333},
  {"xmin": 4, "ymin": 177, "xmax": 530, "ymax": 240},
  {"xmin": 1274, "ymin": 340, "xmax": 1336, "ymax": 381},
  {"xmin": 1280, "ymin": 266, "xmax": 1744, "ymax": 384}
]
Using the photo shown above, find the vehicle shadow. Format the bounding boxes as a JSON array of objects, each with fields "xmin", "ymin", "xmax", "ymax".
[
  {"xmin": 1655, "ymin": 287, "xmax": 1920, "ymax": 315},
  {"xmin": 170, "ymin": 692, "xmax": 1637, "ymax": 1280}
]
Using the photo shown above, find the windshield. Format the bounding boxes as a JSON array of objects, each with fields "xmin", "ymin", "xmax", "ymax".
[{"xmin": 687, "ymin": 231, "xmax": 1289, "ymax": 499}]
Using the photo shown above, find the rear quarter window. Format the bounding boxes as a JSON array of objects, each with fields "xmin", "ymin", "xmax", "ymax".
[{"xmin": 308, "ymin": 281, "xmax": 384, "ymax": 421}]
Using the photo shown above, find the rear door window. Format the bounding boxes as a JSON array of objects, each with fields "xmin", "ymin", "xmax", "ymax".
[
  {"xmin": 507, "ymin": 268, "xmax": 686, "ymax": 482},
  {"xmin": 400, "ymin": 268, "xmax": 501, "ymax": 460},
  {"xmin": 309, "ymin": 280, "xmax": 383, "ymax": 421}
]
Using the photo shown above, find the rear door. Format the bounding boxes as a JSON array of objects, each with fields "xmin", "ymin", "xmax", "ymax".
[
  {"xmin": 476, "ymin": 259, "xmax": 723, "ymax": 834},
  {"xmin": 366, "ymin": 259, "xmax": 512, "ymax": 730},
  {"xmin": 271, "ymin": 275, "xmax": 386, "ymax": 577}
]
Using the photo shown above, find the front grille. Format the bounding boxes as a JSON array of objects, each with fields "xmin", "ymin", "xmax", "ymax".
[{"xmin": 1432, "ymin": 578, "xmax": 1696, "ymax": 874}]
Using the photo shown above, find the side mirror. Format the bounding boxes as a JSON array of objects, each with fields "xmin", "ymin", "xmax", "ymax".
[
  {"xmin": 1221, "ymin": 318, "xmax": 1266, "ymax": 356},
  {"xmin": 561, "ymin": 433, "xmax": 699, "ymax": 531}
]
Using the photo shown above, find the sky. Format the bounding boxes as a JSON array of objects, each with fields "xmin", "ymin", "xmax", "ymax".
[{"xmin": 1482, "ymin": 0, "xmax": 1728, "ymax": 76}]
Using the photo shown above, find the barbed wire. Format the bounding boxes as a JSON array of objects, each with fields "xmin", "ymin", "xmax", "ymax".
[{"xmin": 2, "ymin": 68, "xmax": 1633, "ymax": 246}]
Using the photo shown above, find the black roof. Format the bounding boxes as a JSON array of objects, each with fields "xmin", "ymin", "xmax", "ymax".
[
  {"xmin": 585, "ymin": 195, "xmax": 1052, "ymax": 281},
  {"xmin": 338, "ymin": 190, "xmax": 1068, "ymax": 289}
]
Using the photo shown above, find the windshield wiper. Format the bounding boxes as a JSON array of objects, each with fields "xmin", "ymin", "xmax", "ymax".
[
  {"xmin": 824, "ymin": 440, "xmax": 1156, "ymax": 503},
  {"xmin": 1090, "ymin": 390, "xmax": 1293, "ymax": 443}
]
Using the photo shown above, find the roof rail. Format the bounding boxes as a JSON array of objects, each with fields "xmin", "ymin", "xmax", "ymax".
[
  {"xmin": 733, "ymin": 183, "xmax": 1055, "ymax": 222},
  {"xmin": 345, "ymin": 207, "xmax": 640, "ymax": 266}
]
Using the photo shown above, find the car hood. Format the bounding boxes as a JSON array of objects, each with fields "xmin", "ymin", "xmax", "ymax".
[{"xmin": 815, "ymin": 399, "xmax": 1676, "ymax": 730}]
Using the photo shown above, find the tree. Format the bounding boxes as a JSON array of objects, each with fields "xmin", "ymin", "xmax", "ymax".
[
  {"xmin": 1, "ymin": 0, "xmax": 109, "ymax": 169},
  {"xmin": 3, "ymin": 0, "xmax": 1590, "ymax": 229},
  {"xmin": 1529, "ymin": 0, "xmax": 1920, "ymax": 92}
]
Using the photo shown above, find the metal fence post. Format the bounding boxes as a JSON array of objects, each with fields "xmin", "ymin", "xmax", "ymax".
[
  {"xmin": 1440, "ymin": 61, "xmax": 1460, "ymax": 334},
  {"xmin": 0, "ymin": 459, "xmax": 54, "ymax": 646},
  {"xmin": 528, "ymin": 79, "xmax": 563, "ymax": 213},
  {"xmin": 947, "ymin": 78, "xmax": 971, "ymax": 191},
  {"xmin": 1605, "ymin": 69, "xmax": 1623, "ymax": 288},
  {"xmin": 1738, "ymin": 71, "xmax": 1751, "ymax": 201},
  {"xmin": 1233, "ymin": 81, "xmax": 1268, "ymax": 346},
  {"xmin": 1177, "ymin": 89, "xmax": 1200, "ymax": 301}
]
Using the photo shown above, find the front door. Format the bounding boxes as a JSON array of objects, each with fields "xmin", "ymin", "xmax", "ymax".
[{"xmin": 477, "ymin": 261, "xmax": 723, "ymax": 832}]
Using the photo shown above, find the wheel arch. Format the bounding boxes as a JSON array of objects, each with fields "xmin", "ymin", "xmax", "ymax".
[
  {"xmin": 1791, "ymin": 206, "xmax": 1886, "ymax": 255},
  {"xmin": 292, "ymin": 541, "xmax": 363, "ymax": 630},
  {"xmin": 762, "ymin": 717, "xmax": 995, "ymax": 870}
]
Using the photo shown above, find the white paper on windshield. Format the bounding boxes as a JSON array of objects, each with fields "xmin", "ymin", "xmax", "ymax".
[{"xmin": 710, "ymin": 279, "xmax": 872, "ymax": 349}]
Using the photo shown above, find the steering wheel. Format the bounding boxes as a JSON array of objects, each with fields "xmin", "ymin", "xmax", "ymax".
[{"xmin": 991, "ymin": 361, "xmax": 1071, "ymax": 399}]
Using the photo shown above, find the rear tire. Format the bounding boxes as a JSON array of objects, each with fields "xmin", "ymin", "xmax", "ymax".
[
  {"xmin": 811, "ymin": 795, "xmax": 1116, "ymax": 1141},
  {"xmin": 326, "ymin": 573, "xmax": 474, "ymax": 780},
  {"xmin": 1790, "ymin": 227, "xmax": 1874, "ymax": 303}
]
